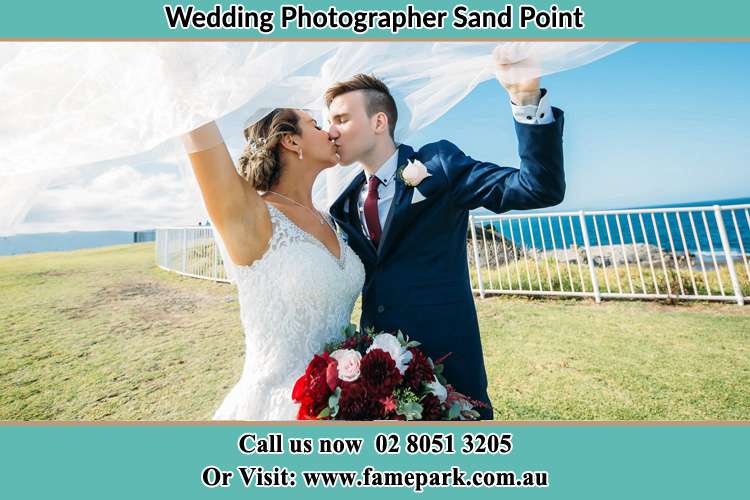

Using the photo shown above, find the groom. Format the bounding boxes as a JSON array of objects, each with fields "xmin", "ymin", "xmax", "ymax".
[{"xmin": 327, "ymin": 71, "xmax": 565, "ymax": 420}]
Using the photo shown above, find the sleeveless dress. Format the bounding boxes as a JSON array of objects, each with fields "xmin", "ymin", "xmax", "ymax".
[{"xmin": 212, "ymin": 203, "xmax": 365, "ymax": 420}]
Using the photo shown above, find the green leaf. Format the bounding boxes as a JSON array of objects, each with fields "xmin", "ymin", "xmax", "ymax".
[
  {"xmin": 328, "ymin": 387, "xmax": 341, "ymax": 417},
  {"xmin": 448, "ymin": 402, "xmax": 461, "ymax": 420},
  {"xmin": 394, "ymin": 387, "xmax": 419, "ymax": 404},
  {"xmin": 397, "ymin": 401, "xmax": 423, "ymax": 421},
  {"xmin": 436, "ymin": 373, "xmax": 447, "ymax": 386},
  {"xmin": 396, "ymin": 330, "xmax": 407, "ymax": 346},
  {"xmin": 406, "ymin": 340, "xmax": 421, "ymax": 348},
  {"xmin": 318, "ymin": 407, "xmax": 331, "ymax": 419},
  {"xmin": 344, "ymin": 324, "xmax": 357, "ymax": 338}
]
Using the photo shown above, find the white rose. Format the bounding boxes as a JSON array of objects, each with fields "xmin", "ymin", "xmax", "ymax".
[
  {"xmin": 401, "ymin": 159, "xmax": 432, "ymax": 187},
  {"xmin": 330, "ymin": 349, "xmax": 362, "ymax": 382},
  {"xmin": 425, "ymin": 377, "xmax": 448, "ymax": 403},
  {"xmin": 367, "ymin": 334, "xmax": 413, "ymax": 375}
]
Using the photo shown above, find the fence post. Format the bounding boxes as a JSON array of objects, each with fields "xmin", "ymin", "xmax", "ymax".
[
  {"xmin": 212, "ymin": 229, "xmax": 219, "ymax": 280},
  {"xmin": 713, "ymin": 205, "xmax": 744, "ymax": 305},
  {"xmin": 469, "ymin": 216, "xmax": 485, "ymax": 299},
  {"xmin": 181, "ymin": 228, "xmax": 187, "ymax": 274},
  {"xmin": 579, "ymin": 211, "xmax": 601, "ymax": 303},
  {"xmin": 163, "ymin": 229, "xmax": 169, "ymax": 268}
]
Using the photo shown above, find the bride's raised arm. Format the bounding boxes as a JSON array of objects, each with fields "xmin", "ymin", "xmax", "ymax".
[{"xmin": 181, "ymin": 121, "xmax": 271, "ymax": 267}]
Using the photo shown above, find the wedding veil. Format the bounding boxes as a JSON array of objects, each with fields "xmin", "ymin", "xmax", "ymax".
[{"xmin": 0, "ymin": 41, "xmax": 632, "ymax": 280}]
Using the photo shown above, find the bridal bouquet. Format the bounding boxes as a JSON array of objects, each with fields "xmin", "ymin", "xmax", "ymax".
[{"xmin": 292, "ymin": 325, "xmax": 487, "ymax": 421}]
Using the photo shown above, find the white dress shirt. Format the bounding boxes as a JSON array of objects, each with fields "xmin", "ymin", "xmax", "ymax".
[
  {"xmin": 357, "ymin": 149, "xmax": 399, "ymax": 238},
  {"xmin": 357, "ymin": 90, "xmax": 555, "ymax": 238}
]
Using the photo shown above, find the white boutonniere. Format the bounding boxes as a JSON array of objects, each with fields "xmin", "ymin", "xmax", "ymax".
[{"xmin": 397, "ymin": 159, "xmax": 432, "ymax": 188}]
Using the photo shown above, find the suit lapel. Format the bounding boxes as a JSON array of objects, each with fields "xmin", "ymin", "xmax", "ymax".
[
  {"xmin": 329, "ymin": 171, "xmax": 377, "ymax": 263},
  {"xmin": 330, "ymin": 170, "xmax": 365, "ymax": 221},
  {"xmin": 377, "ymin": 145, "xmax": 415, "ymax": 259}
]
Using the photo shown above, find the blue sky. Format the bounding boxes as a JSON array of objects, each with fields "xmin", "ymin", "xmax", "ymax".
[{"xmin": 410, "ymin": 42, "xmax": 750, "ymax": 210}]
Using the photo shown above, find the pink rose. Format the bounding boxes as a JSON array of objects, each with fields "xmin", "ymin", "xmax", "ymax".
[
  {"xmin": 330, "ymin": 349, "xmax": 362, "ymax": 382},
  {"xmin": 401, "ymin": 159, "xmax": 432, "ymax": 187}
]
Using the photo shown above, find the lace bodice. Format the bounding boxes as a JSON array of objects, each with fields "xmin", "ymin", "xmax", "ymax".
[{"xmin": 213, "ymin": 203, "xmax": 365, "ymax": 420}]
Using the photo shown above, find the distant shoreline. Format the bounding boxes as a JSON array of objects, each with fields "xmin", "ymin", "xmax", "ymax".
[
  {"xmin": 0, "ymin": 230, "xmax": 148, "ymax": 257},
  {"xmin": 3, "ymin": 197, "xmax": 748, "ymax": 256}
]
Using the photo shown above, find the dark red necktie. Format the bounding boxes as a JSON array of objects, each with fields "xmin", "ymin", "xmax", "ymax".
[{"xmin": 364, "ymin": 176, "xmax": 382, "ymax": 246}]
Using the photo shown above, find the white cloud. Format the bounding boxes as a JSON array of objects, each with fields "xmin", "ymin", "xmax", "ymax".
[{"xmin": 16, "ymin": 163, "xmax": 206, "ymax": 234}]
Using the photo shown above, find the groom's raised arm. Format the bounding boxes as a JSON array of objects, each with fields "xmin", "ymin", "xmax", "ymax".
[{"xmin": 440, "ymin": 96, "xmax": 565, "ymax": 213}]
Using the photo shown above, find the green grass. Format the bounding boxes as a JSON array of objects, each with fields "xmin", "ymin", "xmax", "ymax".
[
  {"xmin": 478, "ymin": 297, "xmax": 749, "ymax": 420},
  {"xmin": 1, "ymin": 244, "xmax": 748, "ymax": 420}
]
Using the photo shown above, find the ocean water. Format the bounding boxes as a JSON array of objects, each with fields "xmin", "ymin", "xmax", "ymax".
[
  {"xmin": 471, "ymin": 197, "xmax": 750, "ymax": 257},
  {"xmin": 0, "ymin": 231, "xmax": 142, "ymax": 256},
  {"xmin": 2, "ymin": 198, "xmax": 748, "ymax": 257}
]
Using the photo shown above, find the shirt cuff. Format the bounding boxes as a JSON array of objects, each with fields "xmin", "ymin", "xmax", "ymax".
[{"xmin": 510, "ymin": 88, "xmax": 554, "ymax": 125}]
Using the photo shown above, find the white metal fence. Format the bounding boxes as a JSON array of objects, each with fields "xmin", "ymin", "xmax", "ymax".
[
  {"xmin": 155, "ymin": 226, "xmax": 230, "ymax": 283},
  {"xmin": 154, "ymin": 203, "xmax": 750, "ymax": 305},
  {"xmin": 468, "ymin": 204, "xmax": 749, "ymax": 305}
]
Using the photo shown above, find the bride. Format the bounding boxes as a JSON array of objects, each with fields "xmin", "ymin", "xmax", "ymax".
[{"xmin": 182, "ymin": 109, "xmax": 365, "ymax": 420}]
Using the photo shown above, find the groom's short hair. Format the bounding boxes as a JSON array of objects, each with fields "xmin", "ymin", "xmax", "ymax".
[{"xmin": 325, "ymin": 74, "xmax": 397, "ymax": 139}]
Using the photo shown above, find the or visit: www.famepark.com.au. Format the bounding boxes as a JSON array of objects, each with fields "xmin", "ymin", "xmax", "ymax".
[{"xmin": 232, "ymin": 465, "xmax": 549, "ymax": 492}]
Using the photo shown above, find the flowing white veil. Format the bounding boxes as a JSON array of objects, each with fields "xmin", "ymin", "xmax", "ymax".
[{"xmin": 0, "ymin": 41, "xmax": 633, "ymax": 276}]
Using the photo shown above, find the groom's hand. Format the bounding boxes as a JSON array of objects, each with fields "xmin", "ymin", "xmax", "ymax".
[
  {"xmin": 492, "ymin": 46, "xmax": 541, "ymax": 106},
  {"xmin": 498, "ymin": 75, "xmax": 541, "ymax": 106}
]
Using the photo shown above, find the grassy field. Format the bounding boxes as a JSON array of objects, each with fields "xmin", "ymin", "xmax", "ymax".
[{"xmin": 1, "ymin": 243, "xmax": 748, "ymax": 421}]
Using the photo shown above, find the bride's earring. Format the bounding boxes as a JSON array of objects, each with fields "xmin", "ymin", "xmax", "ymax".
[{"xmin": 298, "ymin": 148, "xmax": 303, "ymax": 160}]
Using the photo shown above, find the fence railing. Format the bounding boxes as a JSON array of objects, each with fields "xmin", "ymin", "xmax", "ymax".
[
  {"xmin": 154, "ymin": 203, "xmax": 750, "ymax": 305},
  {"xmin": 468, "ymin": 204, "xmax": 750, "ymax": 305},
  {"xmin": 155, "ymin": 226, "xmax": 230, "ymax": 283}
]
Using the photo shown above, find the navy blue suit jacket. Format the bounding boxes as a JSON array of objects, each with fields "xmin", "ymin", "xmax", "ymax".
[{"xmin": 329, "ymin": 107, "xmax": 565, "ymax": 419}]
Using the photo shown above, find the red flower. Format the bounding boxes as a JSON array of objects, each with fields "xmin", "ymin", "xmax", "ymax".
[
  {"xmin": 340, "ymin": 333, "xmax": 373, "ymax": 352},
  {"xmin": 381, "ymin": 396, "xmax": 397, "ymax": 414},
  {"xmin": 326, "ymin": 359, "xmax": 339, "ymax": 391},
  {"xmin": 292, "ymin": 375, "xmax": 307, "ymax": 402},
  {"xmin": 360, "ymin": 349, "xmax": 402, "ymax": 400},
  {"xmin": 340, "ymin": 336, "xmax": 359, "ymax": 350},
  {"xmin": 297, "ymin": 396, "xmax": 318, "ymax": 420},
  {"xmin": 307, "ymin": 353, "xmax": 334, "ymax": 405},
  {"xmin": 293, "ymin": 353, "xmax": 338, "ymax": 420},
  {"xmin": 403, "ymin": 348, "xmax": 434, "ymax": 392},
  {"xmin": 337, "ymin": 382, "xmax": 369, "ymax": 420},
  {"xmin": 421, "ymin": 393, "xmax": 444, "ymax": 421}
]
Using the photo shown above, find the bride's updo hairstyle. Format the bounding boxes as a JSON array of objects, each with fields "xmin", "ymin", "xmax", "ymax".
[{"xmin": 238, "ymin": 108, "xmax": 300, "ymax": 191}]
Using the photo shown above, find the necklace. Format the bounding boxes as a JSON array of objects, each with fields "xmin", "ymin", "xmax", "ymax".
[{"xmin": 266, "ymin": 190, "xmax": 328, "ymax": 226}]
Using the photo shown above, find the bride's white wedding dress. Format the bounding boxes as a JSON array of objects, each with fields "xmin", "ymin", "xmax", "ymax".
[{"xmin": 213, "ymin": 202, "xmax": 365, "ymax": 420}]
